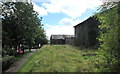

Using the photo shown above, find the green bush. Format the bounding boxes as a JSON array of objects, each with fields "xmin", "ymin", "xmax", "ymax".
[
  {"xmin": 95, "ymin": 2, "xmax": 120, "ymax": 72},
  {"xmin": 2, "ymin": 46, "xmax": 16, "ymax": 57},
  {"xmin": 2, "ymin": 56, "xmax": 16, "ymax": 71}
]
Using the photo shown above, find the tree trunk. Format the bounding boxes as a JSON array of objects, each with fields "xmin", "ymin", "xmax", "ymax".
[{"xmin": 29, "ymin": 46, "xmax": 31, "ymax": 52}]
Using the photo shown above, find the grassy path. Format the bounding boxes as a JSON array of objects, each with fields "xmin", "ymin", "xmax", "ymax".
[{"xmin": 18, "ymin": 45, "xmax": 103, "ymax": 72}]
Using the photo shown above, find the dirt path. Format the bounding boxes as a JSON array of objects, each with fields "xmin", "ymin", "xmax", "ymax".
[{"xmin": 5, "ymin": 49, "xmax": 37, "ymax": 72}]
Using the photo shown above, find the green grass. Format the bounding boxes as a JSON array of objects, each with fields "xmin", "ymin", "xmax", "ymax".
[{"xmin": 18, "ymin": 45, "xmax": 105, "ymax": 72}]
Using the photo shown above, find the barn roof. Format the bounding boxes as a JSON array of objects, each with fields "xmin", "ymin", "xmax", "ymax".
[{"xmin": 74, "ymin": 17, "xmax": 93, "ymax": 28}]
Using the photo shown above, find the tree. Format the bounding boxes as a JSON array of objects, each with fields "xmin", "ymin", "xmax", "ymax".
[
  {"xmin": 96, "ymin": 1, "xmax": 120, "ymax": 71},
  {"xmin": 2, "ymin": 2, "xmax": 47, "ymax": 54}
]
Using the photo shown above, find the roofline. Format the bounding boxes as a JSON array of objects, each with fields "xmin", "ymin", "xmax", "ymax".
[
  {"xmin": 74, "ymin": 6, "xmax": 116, "ymax": 28},
  {"xmin": 73, "ymin": 15, "xmax": 97, "ymax": 27},
  {"xmin": 74, "ymin": 17, "xmax": 93, "ymax": 27}
]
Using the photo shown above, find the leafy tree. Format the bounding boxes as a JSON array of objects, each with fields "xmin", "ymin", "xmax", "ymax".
[
  {"xmin": 2, "ymin": 2, "xmax": 47, "ymax": 54},
  {"xmin": 96, "ymin": 2, "xmax": 120, "ymax": 71}
]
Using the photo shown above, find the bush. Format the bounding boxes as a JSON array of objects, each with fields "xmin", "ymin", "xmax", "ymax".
[
  {"xmin": 2, "ymin": 56, "xmax": 16, "ymax": 71},
  {"xmin": 2, "ymin": 46, "xmax": 16, "ymax": 57},
  {"xmin": 95, "ymin": 2, "xmax": 120, "ymax": 72}
]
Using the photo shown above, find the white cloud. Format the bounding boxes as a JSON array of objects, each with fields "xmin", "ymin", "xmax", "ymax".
[
  {"xmin": 44, "ymin": 24, "xmax": 74, "ymax": 40},
  {"xmin": 59, "ymin": 18, "xmax": 82, "ymax": 26},
  {"xmin": 44, "ymin": 18, "xmax": 83, "ymax": 39},
  {"xmin": 32, "ymin": 2, "xmax": 48, "ymax": 16},
  {"xmin": 32, "ymin": 0, "xmax": 51, "ymax": 2},
  {"xmin": 59, "ymin": 18, "xmax": 74, "ymax": 26},
  {"xmin": 42, "ymin": 3, "xmax": 60, "ymax": 13},
  {"xmin": 42, "ymin": 0, "xmax": 102, "ymax": 18}
]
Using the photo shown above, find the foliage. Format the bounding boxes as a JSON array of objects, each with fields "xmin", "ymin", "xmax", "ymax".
[
  {"xmin": 2, "ymin": 2, "xmax": 47, "ymax": 49},
  {"xmin": 18, "ymin": 45, "xmax": 104, "ymax": 72},
  {"xmin": 2, "ymin": 45, "xmax": 16, "ymax": 57},
  {"xmin": 95, "ymin": 2, "xmax": 120, "ymax": 72},
  {"xmin": 2, "ymin": 56, "xmax": 16, "ymax": 71}
]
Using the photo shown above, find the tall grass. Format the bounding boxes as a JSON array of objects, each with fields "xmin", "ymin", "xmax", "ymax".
[{"xmin": 18, "ymin": 45, "xmax": 104, "ymax": 72}]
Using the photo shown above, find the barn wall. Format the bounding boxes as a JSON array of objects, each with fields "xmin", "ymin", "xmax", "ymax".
[
  {"xmin": 50, "ymin": 39, "xmax": 65, "ymax": 44},
  {"xmin": 74, "ymin": 17, "xmax": 101, "ymax": 48}
]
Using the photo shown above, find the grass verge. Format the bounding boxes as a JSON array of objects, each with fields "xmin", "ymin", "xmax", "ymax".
[{"xmin": 18, "ymin": 45, "xmax": 105, "ymax": 72}]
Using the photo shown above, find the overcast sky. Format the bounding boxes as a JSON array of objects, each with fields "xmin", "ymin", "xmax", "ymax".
[{"xmin": 32, "ymin": 0, "xmax": 103, "ymax": 39}]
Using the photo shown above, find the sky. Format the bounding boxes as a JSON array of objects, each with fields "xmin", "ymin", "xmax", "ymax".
[{"xmin": 32, "ymin": 0, "xmax": 103, "ymax": 40}]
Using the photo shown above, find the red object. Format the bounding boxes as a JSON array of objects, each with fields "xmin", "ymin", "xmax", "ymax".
[{"xmin": 17, "ymin": 50, "xmax": 23, "ymax": 53}]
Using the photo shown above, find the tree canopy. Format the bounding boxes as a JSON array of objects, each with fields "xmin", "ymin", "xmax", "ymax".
[{"xmin": 2, "ymin": 2, "xmax": 48, "ymax": 49}]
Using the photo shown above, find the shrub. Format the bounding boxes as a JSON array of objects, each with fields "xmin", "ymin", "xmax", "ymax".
[
  {"xmin": 2, "ymin": 46, "xmax": 16, "ymax": 57},
  {"xmin": 95, "ymin": 2, "xmax": 120, "ymax": 72},
  {"xmin": 2, "ymin": 56, "xmax": 16, "ymax": 71}
]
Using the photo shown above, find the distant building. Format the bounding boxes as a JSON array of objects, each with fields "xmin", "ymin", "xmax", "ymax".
[
  {"xmin": 65, "ymin": 37, "xmax": 74, "ymax": 45},
  {"xmin": 74, "ymin": 16, "xmax": 101, "ymax": 48},
  {"xmin": 50, "ymin": 35, "xmax": 74, "ymax": 45}
]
